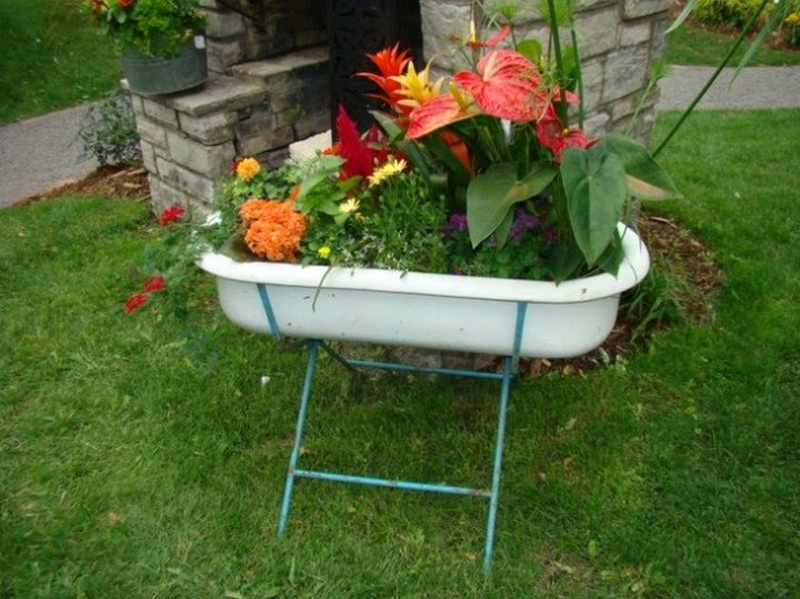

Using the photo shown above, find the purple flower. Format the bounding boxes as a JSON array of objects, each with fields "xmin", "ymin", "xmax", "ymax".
[
  {"xmin": 443, "ymin": 213, "xmax": 468, "ymax": 237},
  {"xmin": 509, "ymin": 209, "xmax": 539, "ymax": 240}
]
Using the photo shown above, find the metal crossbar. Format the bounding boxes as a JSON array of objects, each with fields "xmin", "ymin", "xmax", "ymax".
[{"xmin": 261, "ymin": 284, "xmax": 528, "ymax": 574}]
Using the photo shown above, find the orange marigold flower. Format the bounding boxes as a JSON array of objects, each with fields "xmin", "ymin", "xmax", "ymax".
[
  {"xmin": 236, "ymin": 157, "xmax": 262, "ymax": 182},
  {"xmin": 240, "ymin": 199, "xmax": 307, "ymax": 262}
]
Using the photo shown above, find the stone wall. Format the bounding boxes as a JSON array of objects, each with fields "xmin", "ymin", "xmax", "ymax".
[{"xmin": 132, "ymin": 0, "xmax": 672, "ymax": 216}]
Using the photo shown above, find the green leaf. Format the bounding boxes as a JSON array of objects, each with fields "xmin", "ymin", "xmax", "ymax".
[
  {"xmin": 561, "ymin": 146, "xmax": 627, "ymax": 267},
  {"xmin": 545, "ymin": 237, "xmax": 584, "ymax": 283},
  {"xmin": 466, "ymin": 162, "xmax": 557, "ymax": 248},
  {"xmin": 516, "ymin": 39, "xmax": 543, "ymax": 65},
  {"xmin": 597, "ymin": 134, "xmax": 682, "ymax": 200}
]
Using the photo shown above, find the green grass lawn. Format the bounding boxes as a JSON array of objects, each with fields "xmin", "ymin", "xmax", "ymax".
[
  {"xmin": 665, "ymin": 19, "xmax": 800, "ymax": 66},
  {"xmin": 1, "ymin": 108, "xmax": 799, "ymax": 597},
  {"xmin": 0, "ymin": 0, "xmax": 121, "ymax": 125}
]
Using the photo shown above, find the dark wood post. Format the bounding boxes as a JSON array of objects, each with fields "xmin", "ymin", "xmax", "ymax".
[{"xmin": 326, "ymin": 0, "xmax": 422, "ymax": 134}]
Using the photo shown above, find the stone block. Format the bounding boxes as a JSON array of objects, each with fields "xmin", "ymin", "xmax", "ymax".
[
  {"xmin": 420, "ymin": 0, "xmax": 472, "ymax": 67},
  {"xmin": 141, "ymin": 98, "xmax": 180, "ymax": 128},
  {"xmin": 165, "ymin": 131, "xmax": 234, "ymax": 178},
  {"xmin": 178, "ymin": 111, "xmax": 237, "ymax": 145},
  {"xmin": 576, "ymin": 6, "xmax": 621, "ymax": 58},
  {"xmin": 154, "ymin": 156, "xmax": 217, "ymax": 203},
  {"xmin": 579, "ymin": 59, "xmax": 604, "ymax": 113},
  {"xmin": 601, "ymin": 45, "xmax": 650, "ymax": 104},
  {"xmin": 206, "ymin": 11, "xmax": 245, "ymax": 39},
  {"xmin": 135, "ymin": 115, "xmax": 168, "ymax": 149},
  {"xmin": 138, "ymin": 139, "xmax": 158, "ymax": 174},
  {"xmin": 620, "ymin": 20, "xmax": 653, "ymax": 48},
  {"xmin": 583, "ymin": 111, "xmax": 610, "ymax": 138},
  {"xmin": 208, "ymin": 39, "xmax": 245, "ymax": 71},
  {"xmin": 623, "ymin": 0, "xmax": 672, "ymax": 19},
  {"xmin": 161, "ymin": 74, "xmax": 266, "ymax": 117}
]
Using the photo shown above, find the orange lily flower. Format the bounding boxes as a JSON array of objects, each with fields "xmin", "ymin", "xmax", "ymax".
[{"xmin": 356, "ymin": 44, "xmax": 411, "ymax": 113}]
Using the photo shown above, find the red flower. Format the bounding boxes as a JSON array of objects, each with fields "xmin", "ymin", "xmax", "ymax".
[
  {"xmin": 453, "ymin": 49, "xmax": 547, "ymax": 122},
  {"xmin": 466, "ymin": 24, "xmax": 511, "ymax": 49},
  {"xmin": 334, "ymin": 105, "xmax": 392, "ymax": 180},
  {"xmin": 159, "ymin": 206, "xmax": 185, "ymax": 226},
  {"xmin": 125, "ymin": 293, "xmax": 148, "ymax": 313},
  {"xmin": 356, "ymin": 44, "xmax": 411, "ymax": 112},
  {"xmin": 405, "ymin": 90, "xmax": 480, "ymax": 140},
  {"xmin": 535, "ymin": 105, "xmax": 593, "ymax": 162},
  {"xmin": 143, "ymin": 274, "xmax": 165, "ymax": 293},
  {"xmin": 118, "ymin": 0, "xmax": 135, "ymax": 7}
]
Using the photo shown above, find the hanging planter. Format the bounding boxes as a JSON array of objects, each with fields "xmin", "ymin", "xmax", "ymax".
[{"xmin": 120, "ymin": 34, "xmax": 208, "ymax": 96}]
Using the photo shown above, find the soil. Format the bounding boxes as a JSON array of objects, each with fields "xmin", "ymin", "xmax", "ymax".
[{"xmin": 19, "ymin": 165, "xmax": 723, "ymax": 378}]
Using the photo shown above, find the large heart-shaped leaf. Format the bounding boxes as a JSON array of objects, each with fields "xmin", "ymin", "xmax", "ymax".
[
  {"xmin": 560, "ymin": 146, "xmax": 627, "ymax": 267},
  {"xmin": 467, "ymin": 162, "xmax": 557, "ymax": 247},
  {"xmin": 597, "ymin": 134, "xmax": 682, "ymax": 200}
]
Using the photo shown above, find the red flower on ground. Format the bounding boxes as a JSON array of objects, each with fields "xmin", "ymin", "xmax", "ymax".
[
  {"xmin": 159, "ymin": 206, "xmax": 185, "ymax": 226},
  {"xmin": 125, "ymin": 293, "xmax": 148, "ymax": 313},
  {"xmin": 143, "ymin": 274, "xmax": 165, "ymax": 293}
]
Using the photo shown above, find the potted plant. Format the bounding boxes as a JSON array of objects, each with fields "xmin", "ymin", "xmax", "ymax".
[
  {"xmin": 132, "ymin": 0, "xmax": 679, "ymax": 359},
  {"xmin": 84, "ymin": 0, "xmax": 208, "ymax": 95}
]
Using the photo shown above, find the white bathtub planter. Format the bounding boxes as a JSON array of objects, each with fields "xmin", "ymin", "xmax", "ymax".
[
  {"xmin": 197, "ymin": 221, "xmax": 649, "ymax": 573},
  {"xmin": 197, "ymin": 223, "xmax": 649, "ymax": 359}
]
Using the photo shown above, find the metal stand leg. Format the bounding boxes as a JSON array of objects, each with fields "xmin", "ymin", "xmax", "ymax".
[
  {"xmin": 265, "ymin": 291, "xmax": 529, "ymax": 573},
  {"xmin": 276, "ymin": 340, "xmax": 320, "ymax": 537},
  {"xmin": 275, "ymin": 341, "xmax": 517, "ymax": 573},
  {"xmin": 483, "ymin": 354, "xmax": 514, "ymax": 574}
]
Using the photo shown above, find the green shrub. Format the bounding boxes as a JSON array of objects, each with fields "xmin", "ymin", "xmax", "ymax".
[
  {"xmin": 784, "ymin": 4, "xmax": 800, "ymax": 46},
  {"xmin": 78, "ymin": 85, "xmax": 142, "ymax": 166},
  {"xmin": 694, "ymin": 0, "xmax": 765, "ymax": 28}
]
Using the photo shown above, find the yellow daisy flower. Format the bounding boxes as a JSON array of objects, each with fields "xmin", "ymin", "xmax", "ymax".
[{"xmin": 368, "ymin": 156, "xmax": 408, "ymax": 187}]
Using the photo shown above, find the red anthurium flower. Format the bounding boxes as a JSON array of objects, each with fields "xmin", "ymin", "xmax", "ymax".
[
  {"xmin": 159, "ymin": 205, "xmax": 185, "ymax": 226},
  {"xmin": 356, "ymin": 44, "xmax": 411, "ymax": 112},
  {"xmin": 143, "ymin": 274, "xmax": 165, "ymax": 293},
  {"xmin": 454, "ymin": 49, "xmax": 547, "ymax": 122},
  {"xmin": 405, "ymin": 89, "xmax": 480, "ymax": 140},
  {"xmin": 466, "ymin": 23, "xmax": 511, "ymax": 49},
  {"xmin": 536, "ymin": 105, "xmax": 593, "ymax": 162},
  {"xmin": 125, "ymin": 293, "xmax": 148, "ymax": 313}
]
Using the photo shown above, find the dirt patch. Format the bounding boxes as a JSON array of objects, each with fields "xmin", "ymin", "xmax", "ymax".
[{"xmin": 15, "ymin": 164, "xmax": 150, "ymax": 206}]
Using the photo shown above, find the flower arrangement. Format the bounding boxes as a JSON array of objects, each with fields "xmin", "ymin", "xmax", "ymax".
[
  {"xmin": 128, "ymin": 0, "xmax": 685, "ymax": 316},
  {"xmin": 206, "ymin": 1, "xmax": 680, "ymax": 284},
  {"xmin": 84, "ymin": 0, "xmax": 206, "ymax": 58}
]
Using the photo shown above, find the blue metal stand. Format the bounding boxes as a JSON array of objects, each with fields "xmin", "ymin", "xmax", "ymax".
[{"xmin": 262, "ymin": 284, "xmax": 527, "ymax": 574}]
